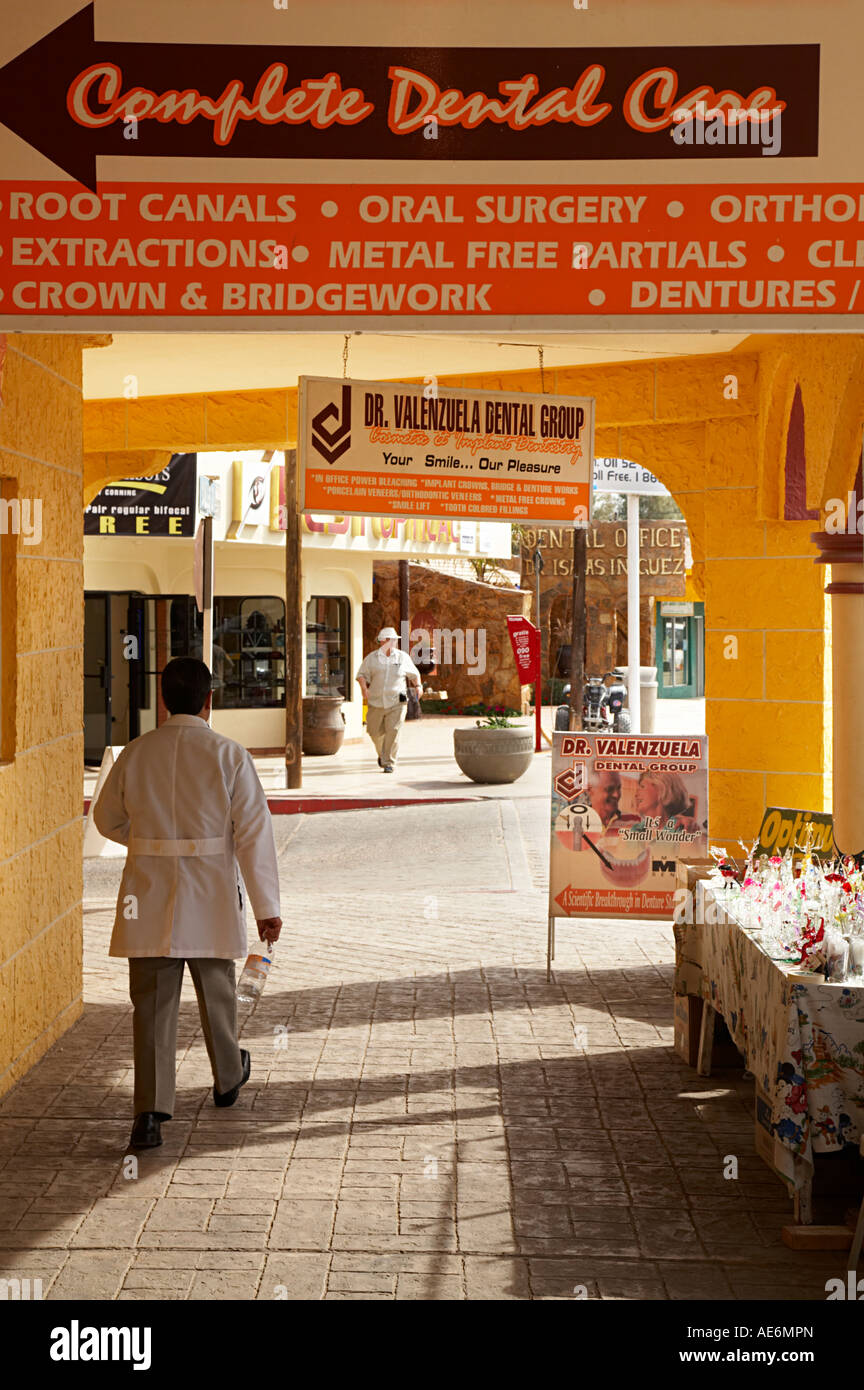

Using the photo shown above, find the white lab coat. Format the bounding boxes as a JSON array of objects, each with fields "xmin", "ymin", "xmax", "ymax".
[{"xmin": 93, "ymin": 715, "xmax": 281, "ymax": 959}]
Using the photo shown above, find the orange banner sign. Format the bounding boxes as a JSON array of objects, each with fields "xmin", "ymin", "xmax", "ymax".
[{"xmin": 3, "ymin": 180, "xmax": 864, "ymax": 327}]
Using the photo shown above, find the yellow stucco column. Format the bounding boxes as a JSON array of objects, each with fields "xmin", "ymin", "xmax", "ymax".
[
  {"xmin": 812, "ymin": 529, "xmax": 864, "ymax": 855},
  {"xmin": 0, "ymin": 334, "xmax": 87, "ymax": 1098}
]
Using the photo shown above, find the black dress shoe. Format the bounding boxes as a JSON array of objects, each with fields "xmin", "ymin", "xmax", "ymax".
[
  {"xmin": 129, "ymin": 1112, "xmax": 163, "ymax": 1149},
  {"xmin": 383, "ymin": 765, "xmax": 394, "ymax": 773},
  {"xmin": 214, "ymin": 1048, "xmax": 251, "ymax": 1108}
]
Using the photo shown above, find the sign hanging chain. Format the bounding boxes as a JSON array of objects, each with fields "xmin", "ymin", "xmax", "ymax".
[
  {"xmin": 538, "ymin": 345, "xmax": 546, "ymax": 393},
  {"xmin": 342, "ymin": 334, "xmax": 350, "ymax": 379}
]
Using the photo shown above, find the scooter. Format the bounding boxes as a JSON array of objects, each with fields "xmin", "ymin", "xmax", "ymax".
[
  {"xmin": 555, "ymin": 668, "xmax": 632, "ymax": 732},
  {"xmin": 602, "ymin": 668, "xmax": 631, "ymax": 732}
]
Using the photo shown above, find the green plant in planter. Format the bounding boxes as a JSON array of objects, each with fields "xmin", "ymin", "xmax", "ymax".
[
  {"xmin": 476, "ymin": 713, "xmax": 522, "ymax": 729},
  {"xmin": 421, "ymin": 699, "xmax": 522, "ymax": 719},
  {"xmin": 463, "ymin": 702, "xmax": 521, "ymax": 719}
]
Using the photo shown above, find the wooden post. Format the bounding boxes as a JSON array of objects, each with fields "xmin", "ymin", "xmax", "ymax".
[
  {"xmin": 155, "ymin": 598, "xmax": 170, "ymax": 728},
  {"xmin": 532, "ymin": 547, "xmax": 544, "ymax": 751},
  {"xmin": 792, "ymin": 1178, "xmax": 814, "ymax": 1227},
  {"xmin": 201, "ymin": 515, "xmax": 213, "ymax": 719},
  {"xmin": 696, "ymin": 1001, "xmax": 716, "ymax": 1076},
  {"xmin": 399, "ymin": 559, "xmax": 410, "ymax": 637},
  {"xmin": 284, "ymin": 448, "xmax": 303, "ymax": 789},
  {"xmin": 399, "ymin": 559, "xmax": 420, "ymax": 720},
  {"xmin": 568, "ymin": 525, "xmax": 587, "ymax": 730}
]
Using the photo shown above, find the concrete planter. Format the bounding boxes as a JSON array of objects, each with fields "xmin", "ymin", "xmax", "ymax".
[{"xmin": 453, "ymin": 725, "xmax": 534, "ymax": 784}]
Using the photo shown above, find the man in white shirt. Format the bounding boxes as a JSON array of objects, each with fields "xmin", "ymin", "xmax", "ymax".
[
  {"xmin": 356, "ymin": 626, "xmax": 422, "ymax": 773},
  {"xmin": 94, "ymin": 657, "xmax": 282, "ymax": 1151}
]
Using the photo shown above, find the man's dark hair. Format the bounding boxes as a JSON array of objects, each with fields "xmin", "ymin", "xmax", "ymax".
[{"xmin": 161, "ymin": 657, "xmax": 212, "ymax": 716}]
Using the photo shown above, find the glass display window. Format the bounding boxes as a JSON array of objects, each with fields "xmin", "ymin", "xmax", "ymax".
[
  {"xmin": 213, "ymin": 596, "xmax": 286, "ymax": 709},
  {"xmin": 306, "ymin": 596, "xmax": 350, "ymax": 698}
]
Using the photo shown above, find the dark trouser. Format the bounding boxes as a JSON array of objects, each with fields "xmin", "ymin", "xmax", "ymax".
[{"xmin": 128, "ymin": 957, "xmax": 243, "ymax": 1117}]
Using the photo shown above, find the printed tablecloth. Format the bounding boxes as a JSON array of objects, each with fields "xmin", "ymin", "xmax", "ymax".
[{"xmin": 674, "ymin": 886, "xmax": 864, "ymax": 1188}]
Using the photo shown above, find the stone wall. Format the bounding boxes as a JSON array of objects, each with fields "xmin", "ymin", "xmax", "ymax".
[
  {"xmin": 0, "ymin": 335, "xmax": 85, "ymax": 1098},
  {"xmin": 526, "ymin": 570, "xmax": 654, "ymax": 689},
  {"xmin": 364, "ymin": 562, "xmax": 531, "ymax": 710},
  {"xmin": 520, "ymin": 521, "xmax": 686, "ymax": 689}
]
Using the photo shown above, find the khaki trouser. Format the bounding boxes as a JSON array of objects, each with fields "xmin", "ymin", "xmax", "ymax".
[
  {"xmin": 365, "ymin": 701, "xmax": 407, "ymax": 766},
  {"xmin": 128, "ymin": 957, "xmax": 243, "ymax": 1117}
]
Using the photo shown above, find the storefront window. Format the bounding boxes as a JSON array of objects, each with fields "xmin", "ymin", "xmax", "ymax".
[
  {"xmin": 213, "ymin": 597, "xmax": 285, "ymax": 708},
  {"xmin": 170, "ymin": 594, "xmax": 200, "ymax": 660},
  {"xmin": 662, "ymin": 616, "xmax": 689, "ymax": 689},
  {"xmin": 306, "ymin": 597, "xmax": 350, "ymax": 698},
  {"xmin": 166, "ymin": 595, "xmax": 286, "ymax": 708}
]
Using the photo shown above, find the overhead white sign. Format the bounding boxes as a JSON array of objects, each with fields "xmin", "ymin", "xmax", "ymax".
[
  {"xmin": 299, "ymin": 376, "xmax": 594, "ymax": 524},
  {"xmin": 594, "ymin": 458, "xmax": 668, "ymax": 496}
]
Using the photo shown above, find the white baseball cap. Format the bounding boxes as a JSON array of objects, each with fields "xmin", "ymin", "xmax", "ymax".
[{"xmin": 377, "ymin": 627, "xmax": 399, "ymax": 642}]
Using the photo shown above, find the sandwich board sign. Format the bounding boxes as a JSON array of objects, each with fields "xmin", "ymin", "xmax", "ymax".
[{"xmin": 547, "ymin": 730, "xmax": 709, "ymax": 975}]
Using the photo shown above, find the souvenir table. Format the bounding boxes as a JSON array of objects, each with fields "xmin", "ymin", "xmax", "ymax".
[{"xmin": 674, "ymin": 882, "xmax": 864, "ymax": 1220}]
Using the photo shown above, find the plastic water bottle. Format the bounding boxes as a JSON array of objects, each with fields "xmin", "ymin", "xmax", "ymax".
[{"xmin": 237, "ymin": 942, "xmax": 275, "ymax": 1003}]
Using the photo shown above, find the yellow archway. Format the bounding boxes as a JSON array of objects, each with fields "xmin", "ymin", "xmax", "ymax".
[{"xmin": 82, "ymin": 334, "xmax": 864, "ymax": 841}]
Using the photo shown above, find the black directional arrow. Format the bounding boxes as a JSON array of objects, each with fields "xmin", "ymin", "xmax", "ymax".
[
  {"xmin": 0, "ymin": 6, "xmax": 818, "ymax": 191},
  {"xmin": 0, "ymin": 2, "xmax": 417, "ymax": 190}
]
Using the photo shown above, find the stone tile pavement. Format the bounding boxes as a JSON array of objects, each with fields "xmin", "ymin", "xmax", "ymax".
[
  {"xmin": 83, "ymin": 697, "xmax": 704, "ymax": 805},
  {"xmin": 0, "ymin": 795, "xmax": 852, "ymax": 1300}
]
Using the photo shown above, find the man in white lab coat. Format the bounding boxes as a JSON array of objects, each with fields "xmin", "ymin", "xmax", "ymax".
[{"xmin": 94, "ymin": 657, "xmax": 282, "ymax": 1150}]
